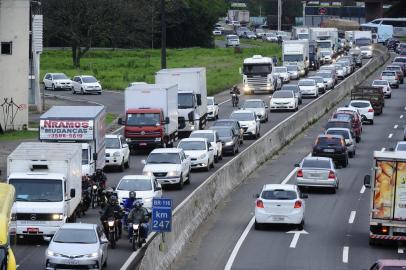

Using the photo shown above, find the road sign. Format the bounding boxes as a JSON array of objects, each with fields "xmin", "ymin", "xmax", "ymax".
[
  {"xmin": 318, "ymin": 7, "xmax": 327, "ymax": 15},
  {"xmin": 151, "ymin": 198, "xmax": 172, "ymax": 232}
]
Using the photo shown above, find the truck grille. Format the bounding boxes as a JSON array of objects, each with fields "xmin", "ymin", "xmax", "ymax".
[
  {"xmin": 16, "ymin": 213, "xmax": 55, "ymax": 221},
  {"xmin": 247, "ymin": 76, "xmax": 268, "ymax": 87},
  {"xmin": 153, "ymin": 172, "xmax": 167, "ymax": 177},
  {"xmin": 127, "ymin": 131, "xmax": 161, "ymax": 136}
]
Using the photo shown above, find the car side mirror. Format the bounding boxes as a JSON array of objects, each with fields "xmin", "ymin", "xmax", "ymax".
[
  {"xmin": 70, "ymin": 188, "xmax": 76, "ymax": 198},
  {"xmin": 265, "ymin": 105, "xmax": 269, "ymax": 109},
  {"xmin": 118, "ymin": 118, "xmax": 125, "ymax": 125},
  {"xmin": 164, "ymin": 117, "xmax": 170, "ymax": 125},
  {"xmin": 122, "ymin": 143, "xmax": 128, "ymax": 148},
  {"xmin": 155, "ymin": 186, "xmax": 162, "ymax": 191},
  {"xmin": 301, "ymin": 193, "xmax": 308, "ymax": 199},
  {"xmin": 215, "ymin": 103, "xmax": 219, "ymax": 106},
  {"xmin": 294, "ymin": 163, "xmax": 300, "ymax": 167},
  {"xmin": 209, "ymin": 147, "xmax": 214, "ymax": 151},
  {"xmin": 255, "ymin": 193, "xmax": 260, "ymax": 198},
  {"xmin": 389, "ymin": 147, "xmax": 394, "ymax": 151},
  {"xmin": 141, "ymin": 160, "xmax": 146, "ymax": 165},
  {"xmin": 364, "ymin": 175, "xmax": 371, "ymax": 188}
]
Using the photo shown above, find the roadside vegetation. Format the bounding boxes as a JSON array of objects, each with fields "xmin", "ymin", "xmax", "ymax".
[
  {"xmin": 0, "ymin": 130, "xmax": 38, "ymax": 142},
  {"xmin": 41, "ymin": 42, "xmax": 281, "ymax": 95}
]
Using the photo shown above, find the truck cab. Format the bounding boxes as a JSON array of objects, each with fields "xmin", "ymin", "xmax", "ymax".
[{"xmin": 242, "ymin": 55, "xmax": 275, "ymax": 94}]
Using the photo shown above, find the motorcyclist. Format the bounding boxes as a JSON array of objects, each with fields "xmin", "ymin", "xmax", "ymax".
[
  {"xmin": 122, "ymin": 191, "xmax": 137, "ymax": 228},
  {"xmin": 92, "ymin": 169, "xmax": 107, "ymax": 189},
  {"xmin": 230, "ymin": 85, "xmax": 240, "ymax": 107},
  {"xmin": 100, "ymin": 195, "xmax": 123, "ymax": 237},
  {"xmin": 127, "ymin": 200, "xmax": 149, "ymax": 242},
  {"xmin": 100, "ymin": 187, "xmax": 114, "ymax": 209}
]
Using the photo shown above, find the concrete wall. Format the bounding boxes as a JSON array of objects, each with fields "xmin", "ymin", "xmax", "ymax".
[
  {"xmin": 0, "ymin": 0, "xmax": 29, "ymax": 131},
  {"xmin": 139, "ymin": 46, "xmax": 390, "ymax": 270}
]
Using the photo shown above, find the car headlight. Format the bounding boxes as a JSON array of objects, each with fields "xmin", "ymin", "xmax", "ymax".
[
  {"xmin": 47, "ymin": 250, "xmax": 59, "ymax": 257},
  {"xmin": 133, "ymin": 224, "xmax": 139, "ymax": 230},
  {"xmin": 113, "ymin": 151, "xmax": 121, "ymax": 157},
  {"xmin": 108, "ymin": 220, "xmax": 115, "ymax": 226},
  {"xmin": 52, "ymin": 214, "xmax": 64, "ymax": 220},
  {"xmin": 198, "ymin": 153, "xmax": 207, "ymax": 160},
  {"xmin": 85, "ymin": 252, "xmax": 99, "ymax": 258},
  {"xmin": 167, "ymin": 171, "xmax": 180, "ymax": 177},
  {"xmin": 92, "ymin": 185, "xmax": 97, "ymax": 190},
  {"xmin": 225, "ymin": 141, "xmax": 234, "ymax": 146},
  {"xmin": 143, "ymin": 171, "xmax": 153, "ymax": 176}
]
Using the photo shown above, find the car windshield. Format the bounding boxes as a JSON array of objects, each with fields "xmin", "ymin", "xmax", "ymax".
[
  {"xmin": 211, "ymin": 127, "xmax": 232, "ymax": 137},
  {"xmin": 105, "ymin": 137, "xmax": 120, "ymax": 149},
  {"xmin": 261, "ymin": 190, "xmax": 297, "ymax": 200},
  {"xmin": 117, "ymin": 178, "xmax": 152, "ymax": 191},
  {"xmin": 326, "ymin": 129, "xmax": 350, "ymax": 139},
  {"xmin": 243, "ymin": 101, "xmax": 263, "ymax": 108},
  {"xmin": 386, "ymin": 66, "xmax": 400, "ymax": 71},
  {"xmin": 326, "ymin": 122, "xmax": 350, "ymax": 130},
  {"xmin": 332, "ymin": 113, "xmax": 352, "ymax": 121},
  {"xmin": 10, "ymin": 179, "xmax": 62, "ymax": 202},
  {"xmin": 298, "ymin": 80, "xmax": 315, "ymax": 86},
  {"xmin": 231, "ymin": 113, "xmax": 255, "ymax": 121},
  {"xmin": 394, "ymin": 57, "xmax": 406, "ymax": 63},
  {"xmin": 309, "ymin": 77, "xmax": 323, "ymax": 83},
  {"xmin": 302, "ymin": 159, "xmax": 331, "ymax": 169},
  {"xmin": 179, "ymin": 141, "xmax": 206, "ymax": 151},
  {"xmin": 287, "ymin": 66, "xmax": 298, "ymax": 71},
  {"xmin": 274, "ymin": 67, "xmax": 287, "ymax": 73},
  {"xmin": 126, "ymin": 113, "xmax": 160, "ymax": 126},
  {"xmin": 382, "ymin": 72, "xmax": 396, "ymax": 77},
  {"xmin": 318, "ymin": 41, "xmax": 331, "ymax": 48},
  {"xmin": 355, "ymin": 38, "xmax": 371, "ymax": 46},
  {"xmin": 273, "ymin": 91, "xmax": 293, "ymax": 98},
  {"xmin": 207, "ymin": 98, "xmax": 214, "ymax": 105},
  {"xmin": 243, "ymin": 64, "xmax": 272, "ymax": 75},
  {"xmin": 350, "ymin": 102, "xmax": 370, "ymax": 108},
  {"xmin": 283, "ymin": 54, "xmax": 303, "ymax": 62},
  {"xmin": 190, "ymin": 132, "xmax": 214, "ymax": 143},
  {"xmin": 147, "ymin": 153, "xmax": 180, "ymax": 164},
  {"xmin": 317, "ymin": 137, "xmax": 341, "ymax": 146},
  {"xmin": 82, "ymin": 149, "xmax": 89, "ymax": 165},
  {"xmin": 320, "ymin": 51, "xmax": 331, "ymax": 56},
  {"xmin": 396, "ymin": 143, "xmax": 406, "ymax": 151},
  {"xmin": 227, "ymin": 35, "xmax": 238, "ymax": 40},
  {"xmin": 54, "ymin": 229, "xmax": 97, "ymax": 244},
  {"xmin": 373, "ymin": 80, "xmax": 389, "ymax": 86},
  {"xmin": 213, "ymin": 121, "xmax": 234, "ymax": 127},
  {"xmin": 82, "ymin": 76, "xmax": 97, "ymax": 83},
  {"xmin": 53, "ymin": 74, "xmax": 68, "ymax": 80},
  {"xmin": 178, "ymin": 93, "xmax": 194, "ymax": 109}
]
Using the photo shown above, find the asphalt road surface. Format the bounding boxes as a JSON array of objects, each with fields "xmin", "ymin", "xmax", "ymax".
[{"xmin": 14, "ymin": 56, "xmax": 372, "ymax": 270}]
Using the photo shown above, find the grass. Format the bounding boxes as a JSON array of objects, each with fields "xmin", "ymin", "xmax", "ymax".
[
  {"xmin": 0, "ymin": 130, "xmax": 38, "ymax": 142},
  {"xmin": 105, "ymin": 112, "xmax": 118, "ymax": 126},
  {"xmin": 41, "ymin": 42, "xmax": 281, "ymax": 95},
  {"xmin": 400, "ymin": 36, "xmax": 406, "ymax": 42}
]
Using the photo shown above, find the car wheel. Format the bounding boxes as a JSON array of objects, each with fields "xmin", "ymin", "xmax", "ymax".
[
  {"xmin": 389, "ymin": 94, "xmax": 392, "ymax": 98},
  {"xmin": 72, "ymin": 88, "xmax": 76, "ymax": 94},
  {"xmin": 297, "ymin": 219, "xmax": 304, "ymax": 230},
  {"xmin": 206, "ymin": 160, "xmax": 210, "ymax": 172},
  {"xmin": 370, "ymin": 119, "xmax": 374, "ymax": 125},
  {"xmin": 343, "ymin": 157, "xmax": 348, "ymax": 168},
  {"xmin": 210, "ymin": 159, "xmax": 215, "ymax": 169},
  {"xmin": 349, "ymin": 152, "xmax": 354, "ymax": 158},
  {"xmin": 98, "ymin": 92, "xmax": 102, "ymax": 95},
  {"xmin": 356, "ymin": 136, "xmax": 361, "ymax": 143},
  {"xmin": 369, "ymin": 238, "xmax": 376, "ymax": 246},
  {"xmin": 177, "ymin": 174, "xmax": 184, "ymax": 190},
  {"xmin": 81, "ymin": 88, "xmax": 84, "ymax": 95},
  {"xmin": 124, "ymin": 155, "xmax": 130, "ymax": 169},
  {"xmin": 185, "ymin": 171, "xmax": 191, "ymax": 184},
  {"xmin": 103, "ymin": 257, "xmax": 108, "ymax": 267},
  {"xmin": 214, "ymin": 154, "xmax": 219, "ymax": 163},
  {"xmin": 257, "ymin": 130, "xmax": 260, "ymax": 138},
  {"xmin": 52, "ymin": 84, "xmax": 55, "ymax": 91},
  {"xmin": 236, "ymin": 146, "xmax": 239, "ymax": 154},
  {"xmin": 254, "ymin": 220, "xmax": 262, "ymax": 230},
  {"xmin": 119, "ymin": 159, "xmax": 125, "ymax": 172}
]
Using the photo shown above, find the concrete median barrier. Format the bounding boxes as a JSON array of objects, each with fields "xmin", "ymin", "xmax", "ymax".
[{"xmin": 138, "ymin": 45, "xmax": 390, "ymax": 270}]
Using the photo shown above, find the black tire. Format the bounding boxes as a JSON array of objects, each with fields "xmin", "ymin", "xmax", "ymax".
[
  {"xmin": 185, "ymin": 171, "xmax": 191, "ymax": 184},
  {"xmin": 91, "ymin": 195, "xmax": 96, "ymax": 209},
  {"xmin": 72, "ymin": 88, "xmax": 76, "ymax": 94},
  {"xmin": 177, "ymin": 174, "xmax": 184, "ymax": 190},
  {"xmin": 236, "ymin": 146, "xmax": 239, "ymax": 154},
  {"xmin": 356, "ymin": 136, "xmax": 361, "ymax": 143},
  {"xmin": 297, "ymin": 219, "xmax": 304, "ymax": 230},
  {"xmin": 103, "ymin": 257, "xmax": 107, "ymax": 267},
  {"xmin": 119, "ymin": 159, "xmax": 125, "ymax": 172},
  {"xmin": 254, "ymin": 220, "xmax": 262, "ymax": 230},
  {"xmin": 331, "ymin": 187, "xmax": 337, "ymax": 194},
  {"xmin": 205, "ymin": 162, "xmax": 210, "ymax": 172},
  {"xmin": 388, "ymin": 94, "xmax": 392, "ymax": 98},
  {"xmin": 370, "ymin": 119, "xmax": 374, "ymax": 125},
  {"xmin": 214, "ymin": 155, "xmax": 219, "ymax": 163},
  {"xmin": 110, "ymin": 232, "xmax": 116, "ymax": 249},
  {"xmin": 349, "ymin": 152, "xmax": 353, "ymax": 158},
  {"xmin": 132, "ymin": 236, "xmax": 137, "ymax": 251},
  {"xmin": 343, "ymin": 157, "xmax": 348, "ymax": 168},
  {"xmin": 369, "ymin": 238, "xmax": 376, "ymax": 246},
  {"xmin": 52, "ymin": 84, "xmax": 55, "ymax": 91},
  {"xmin": 124, "ymin": 156, "xmax": 130, "ymax": 169},
  {"xmin": 81, "ymin": 88, "xmax": 84, "ymax": 95},
  {"xmin": 98, "ymin": 92, "xmax": 102, "ymax": 95}
]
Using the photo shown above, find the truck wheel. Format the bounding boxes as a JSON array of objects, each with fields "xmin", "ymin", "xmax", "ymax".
[{"xmin": 369, "ymin": 238, "xmax": 376, "ymax": 246}]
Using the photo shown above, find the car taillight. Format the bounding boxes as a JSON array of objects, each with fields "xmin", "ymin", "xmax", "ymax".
[
  {"xmin": 256, "ymin": 200, "xmax": 264, "ymax": 208},
  {"xmin": 297, "ymin": 169, "xmax": 303, "ymax": 178},
  {"xmin": 368, "ymin": 108, "xmax": 374, "ymax": 112},
  {"xmin": 328, "ymin": 170, "xmax": 335, "ymax": 179},
  {"xmin": 294, "ymin": 200, "xmax": 302, "ymax": 208}
]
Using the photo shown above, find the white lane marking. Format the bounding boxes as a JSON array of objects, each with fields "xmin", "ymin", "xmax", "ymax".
[
  {"xmin": 343, "ymin": 246, "xmax": 349, "ymax": 263},
  {"xmin": 348, "ymin": 211, "xmax": 356, "ymax": 224},
  {"xmin": 381, "ymin": 147, "xmax": 386, "ymax": 152},
  {"xmin": 388, "ymin": 133, "xmax": 393, "ymax": 139},
  {"xmin": 398, "ymin": 248, "xmax": 404, "ymax": 254},
  {"xmin": 120, "ymin": 250, "xmax": 140, "ymax": 270},
  {"xmin": 281, "ymin": 168, "xmax": 298, "ymax": 185},
  {"xmin": 113, "ymin": 126, "xmax": 124, "ymax": 134},
  {"xmin": 224, "ymin": 217, "xmax": 255, "ymax": 270},
  {"xmin": 219, "ymin": 98, "xmax": 231, "ymax": 106},
  {"xmin": 360, "ymin": 185, "xmax": 366, "ymax": 194},
  {"xmin": 395, "ymin": 125, "xmax": 399, "ymax": 129},
  {"xmin": 401, "ymin": 115, "xmax": 404, "ymax": 119},
  {"xmin": 286, "ymin": 230, "xmax": 309, "ymax": 248}
]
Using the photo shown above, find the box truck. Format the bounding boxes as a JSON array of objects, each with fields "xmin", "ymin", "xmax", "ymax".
[
  {"xmin": 155, "ymin": 68, "xmax": 208, "ymax": 134},
  {"xmin": 241, "ymin": 55, "xmax": 275, "ymax": 95},
  {"xmin": 364, "ymin": 151, "xmax": 406, "ymax": 245},
  {"xmin": 7, "ymin": 142, "xmax": 82, "ymax": 237},
  {"xmin": 119, "ymin": 83, "xmax": 178, "ymax": 149},
  {"xmin": 292, "ymin": 27, "xmax": 309, "ymax": 40},
  {"xmin": 282, "ymin": 40, "xmax": 310, "ymax": 76},
  {"xmin": 39, "ymin": 106, "xmax": 106, "ymax": 176},
  {"xmin": 310, "ymin": 27, "xmax": 339, "ymax": 63}
]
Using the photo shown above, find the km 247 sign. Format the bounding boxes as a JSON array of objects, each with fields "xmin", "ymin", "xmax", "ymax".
[{"xmin": 152, "ymin": 198, "xmax": 172, "ymax": 232}]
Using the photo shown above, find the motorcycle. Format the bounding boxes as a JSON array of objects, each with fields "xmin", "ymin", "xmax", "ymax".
[
  {"xmin": 106, "ymin": 217, "xmax": 118, "ymax": 249},
  {"xmin": 231, "ymin": 93, "xmax": 239, "ymax": 107},
  {"xmin": 131, "ymin": 222, "xmax": 142, "ymax": 251},
  {"xmin": 77, "ymin": 188, "xmax": 91, "ymax": 217}
]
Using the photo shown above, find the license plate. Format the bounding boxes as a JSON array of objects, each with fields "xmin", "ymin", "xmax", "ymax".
[
  {"xmin": 309, "ymin": 173, "xmax": 320, "ymax": 178},
  {"xmin": 19, "ymin": 220, "xmax": 46, "ymax": 225},
  {"xmin": 27, "ymin": 228, "xmax": 39, "ymax": 233},
  {"xmin": 65, "ymin": 260, "xmax": 80, "ymax": 265},
  {"xmin": 139, "ymin": 143, "xmax": 147, "ymax": 146},
  {"xmin": 323, "ymin": 149, "xmax": 335, "ymax": 153},
  {"xmin": 272, "ymin": 216, "xmax": 285, "ymax": 221}
]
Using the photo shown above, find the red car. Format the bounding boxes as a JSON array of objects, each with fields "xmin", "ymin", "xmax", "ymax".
[
  {"xmin": 331, "ymin": 111, "xmax": 362, "ymax": 143},
  {"xmin": 368, "ymin": 259, "xmax": 406, "ymax": 270}
]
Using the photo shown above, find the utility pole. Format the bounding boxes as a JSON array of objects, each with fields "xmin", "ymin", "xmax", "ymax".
[
  {"xmin": 302, "ymin": 1, "xmax": 306, "ymax": 26},
  {"xmin": 277, "ymin": 0, "xmax": 282, "ymax": 31},
  {"xmin": 160, "ymin": 0, "xmax": 166, "ymax": 69}
]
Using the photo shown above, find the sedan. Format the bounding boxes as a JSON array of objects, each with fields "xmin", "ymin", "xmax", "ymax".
[
  {"xmin": 212, "ymin": 119, "xmax": 244, "ymax": 145},
  {"xmin": 241, "ymin": 99, "xmax": 269, "ymax": 122},
  {"xmin": 295, "ymin": 156, "xmax": 339, "ymax": 193},
  {"xmin": 372, "ymin": 80, "xmax": 392, "ymax": 98},
  {"xmin": 270, "ymin": 90, "xmax": 298, "ymax": 111},
  {"xmin": 348, "ymin": 100, "xmax": 374, "ymax": 124},
  {"xmin": 298, "ymin": 79, "xmax": 318, "ymax": 98},
  {"xmin": 230, "ymin": 110, "xmax": 261, "ymax": 139},
  {"xmin": 45, "ymin": 223, "xmax": 108, "ymax": 270},
  {"xmin": 281, "ymin": 84, "xmax": 302, "ymax": 104},
  {"xmin": 210, "ymin": 126, "xmax": 239, "ymax": 155},
  {"xmin": 316, "ymin": 71, "xmax": 335, "ymax": 90},
  {"xmin": 272, "ymin": 66, "xmax": 290, "ymax": 83},
  {"xmin": 72, "ymin": 75, "xmax": 102, "ymax": 94},
  {"xmin": 115, "ymin": 175, "xmax": 162, "ymax": 209},
  {"xmin": 178, "ymin": 138, "xmax": 215, "ymax": 171},
  {"xmin": 380, "ymin": 70, "xmax": 399, "ymax": 88},
  {"xmin": 207, "ymin": 96, "xmax": 219, "ymax": 120},
  {"xmin": 312, "ymin": 134, "xmax": 349, "ymax": 168},
  {"xmin": 286, "ymin": 65, "xmax": 300, "ymax": 80},
  {"xmin": 308, "ymin": 76, "xmax": 326, "ymax": 94},
  {"xmin": 255, "ymin": 184, "xmax": 307, "ymax": 230},
  {"xmin": 190, "ymin": 130, "xmax": 223, "ymax": 162}
]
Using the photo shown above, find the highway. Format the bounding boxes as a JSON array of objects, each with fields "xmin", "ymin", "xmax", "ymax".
[
  {"xmin": 170, "ymin": 54, "xmax": 406, "ymax": 270},
  {"xmin": 14, "ymin": 57, "xmax": 371, "ymax": 269}
]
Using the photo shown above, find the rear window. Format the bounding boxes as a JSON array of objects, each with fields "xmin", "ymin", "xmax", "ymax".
[
  {"xmin": 326, "ymin": 129, "xmax": 350, "ymax": 139},
  {"xmin": 261, "ymin": 190, "xmax": 297, "ymax": 200},
  {"xmin": 302, "ymin": 159, "xmax": 330, "ymax": 169},
  {"xmin": 396, "ymin": 144, "xmax": 406, "ymax": 151},
  {"xmin": 317, "ymin": 136, "xmax": 342, "ymax": 146},
  {"xmin": 382, "ymin": 71, "xmax": 396, "ymax": 76},
  {"xmin": 394, "ymin": 57, "xmax": 406, "ymax": 63},
  {"xmin": 273, "ymin": 91, "xmax": 293, "ymax": 98},
  {"xmin": 325, "ymin": 121, "xmax": 351, "ymax": 130},
  {"xmin": 350, "ymin": 102, "xmax": 370, "ymax": 108},
  {"xmin": 332, "ymin": 113, "xmax": 352, "ymax": 121}
]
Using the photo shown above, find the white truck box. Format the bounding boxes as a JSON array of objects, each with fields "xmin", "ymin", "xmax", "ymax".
[
  {"xmin": 282, "ymin": 40, "xmax": 309, "ymax": 75},
  {"xmin": 7, "ymin": 142, "xmax": 82, "ymax": 236},
  {"xmin": 292, "ymin": 27, "xmax": 309, "ymax": 40},
  {"xmin": 353, "ymin": 30, "xmax": 372, "ymax": 47}
]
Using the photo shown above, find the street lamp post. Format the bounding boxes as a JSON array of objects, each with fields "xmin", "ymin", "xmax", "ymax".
[{"xmin": 160, "ymin": 0, "xmax": 166, "ymax": 69}]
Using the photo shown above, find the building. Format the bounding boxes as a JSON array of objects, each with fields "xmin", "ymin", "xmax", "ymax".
[{"xmin": 0, "ymin": 0, "xmax": 30, "ymax": 131}]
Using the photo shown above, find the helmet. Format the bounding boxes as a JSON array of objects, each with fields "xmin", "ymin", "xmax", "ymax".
[
  {"xmin": 129, "ymin": 191, "xmax": 136, "ymax": 199},
  {"xmin": 105, "ymin": 187, "xmax": 114, "ymax": 194},
  {"xmin": 109, "ymin": 195, "xmax": 118, "ymax": 205},
  {"xmin": 133, "ymin": 200, "xmax": 143, "ymax": 208}
]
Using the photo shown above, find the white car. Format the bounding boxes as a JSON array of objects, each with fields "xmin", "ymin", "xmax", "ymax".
[
  {"xmin": 308, "ymin": 76, "xmax": 326, "ymax": 94},
  {"xmin": 226, "ymin": 35, "xmax": 240, "ymax": 47},
  {"xmin": 334, "ymin": 63, "xmax": 346, "ymax": 79},
  {"xmin": 43, "ymin": 73, "xmax": 73, "ymax": 91},
  {"xmin": 372, "ymin": 79, "xmax": 392, "ymax": 98},
  {"xmin": 241, "ymin": 99, "xmax": 269, "ymax": 122},
  {"xmin": 262, "ymin": 33, "xmax": 278, "ymax": 42},
  {"xmin": 207, "ymin": 96, "xmax": 219, "ymax": 120},
  {"xmin": 270, "ymin": 90, "xmax": 298, "ymax": 111},
  {"xmin": 115, "ymin": 175, "xmax": 162, "ymax": 209},
  {"xmin": 105, "ymin": 134, "xmax": 130, "ymax": 171},
  {"xmin": 272, "ymin": 66, "xmax": 290, "ymax": 83},
  {"xmin": 230, "ymin": 110, "xmax": 261, "ymax": 139},
  {"xmin": 142, "ymin": 148, "xmax": 191, "ymax": 190},
  {"xmin": 72, "ymin": 75, "xmax": 102, "ymax": 95},
  {"xmin": 316, "ymin": 71, "xmax": 335, "ymax": 90},
  {"xmin": 360, "ymin": 45, "xmax": 373, "ymax": 58},
  {"xmin": 189, "ymin": 130, "xmax": 223, "ymax": 162},
  {"xmin": 348, "ymin": 100, "xmax": 374, "ymax": 124},
  {"xmin": 286, "ymin": 65, "xmax": 300, "ymax": 80},
  {"xmin": 298, "ymin": 79, "xmax": 318, "ymax": 98},
  {"xmin": 177, "ymin": 138, "xmax": 215, "ymax": 171},
  {"xmin": 213, "ymin": 29, "xmax": 222, "ymax": 36},
  {"xmin": 255, "ymin": 184, "xmax": 307, "ymax": 230},
  {"xmin": 395, "ymin": 141, "xmax": 406, "ymax": 151}
]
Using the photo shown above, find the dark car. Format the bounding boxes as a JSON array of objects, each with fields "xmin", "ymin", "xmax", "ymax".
[
  {"xmin": 209, "ymin": 126, "xmax": 239, "ymax": 155},
  {"xmin": 212, "ymin": 119, "xmax": 244, "ymax": 145},
  {"xmin": 312, "ymin": 134, "xmax": 348, "ymax": 167},
  {"xmin": 324, "ymin": 119, "xmax": 355, "ymax": 139},
  {"xmin": 281, "ymin": 84, "xmax": 302, "ymax": 104},
  {"xmin": 331, "ymin": 111, "xmax": 362, "ymax": 143}
]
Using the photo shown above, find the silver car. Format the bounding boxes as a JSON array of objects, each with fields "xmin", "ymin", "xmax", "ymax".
[
  {"xmin": 45, "ymin": 223, "xmax": 108, "ymax": 270},
  {"xmin": 241, "ymin": 99, "xmax": 269, "ymax": 122},
  {"xmin": 286, "ymin": 65, "xmax": 300, "ymax": 80},
  {"xmin": 295, "ymin": 156, "xmax": 339, "ymax": 193},
  {"xmin": 325, "ymin": 128, "xmax": 356, "ymax": 158},
  {"xmin": 381, "ymin": 70, "xmax": 399, "ymax": 88}
]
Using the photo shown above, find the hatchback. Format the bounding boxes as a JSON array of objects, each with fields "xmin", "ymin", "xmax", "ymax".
[
  {"xmin": 348, "ymin": 100, "xmax": 374, "ymax": 124},
  {"xmin": 385, "ymin": 65, "xmax": 404, "ymax": 84},
  {"xmin": 298, "ymin": 79, "xmax": 318, "ymax": 98},
  {"xmin": 324, "ymin": 119, "xmax": 355, "ymax": 139},
  {"xmin": 255, "ymin": 184, "xmax": 307, "ymax": 230},
  {"xmin": 241, "ymin": 99, "xmax": 269, "ymax": 122},
  {"xmin": 43, "ymin": 73, "xmax": 73, "ymax": 91},
  {"xmin": 286, "ymin": 65, "xmax": 300, "ymax": 80},
  {"xmin": 212, "ymin": 119, "xmax": 244, "ymax": 145},
  {"xmin": 270, "ymin": 90, "xmax": 298, "ymax": 111},
  {"xmin": 190, "ymin": 130, "xmax": 223, "ymax": 162},
  {"xmin": 281, "ymin": 84, "xmax": 302, "ymax": 104},
  {"xmin": 72, "ymin": 75, "xmax": 102, "ymax": 94},
  {"xmin": 332, "ymin": 109, "xmax": 362, "ymax": 143},
  {"xmin": 308, "ymin": 76, "xmax": 326, "ymax": 94},
  {"xmin": 381, "ymin": 70, "xmax": 400, "ymax": 88},
  {"xmin": 316, "ymin": 71, "xmax": 335, "ymax": 89},
  {"xmin": 230, "ymin": 110, "xmax": 261, "ymax": 139},
  {"xmin": 177, "ymin": 138, "xmax": 215, "ymax": 171},
  {"xmin": 312, "ymin": 134, "xmax": 349, "ymax": 167},
  {"xmin": 209, "ymin": 126, "xmax": 240, "ymax": 155}
]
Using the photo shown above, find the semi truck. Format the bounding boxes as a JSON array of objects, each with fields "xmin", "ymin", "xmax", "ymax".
[
  {"xmin": 241, "ymin": 55, "xmax": 275, "ymax": 95},
  {"xmin": 155, "ymin": 68, "xmax": 208, "ymax": 135},
  {"xmin": 292, "ymin": 26, "xmax": 309, "ymax": 40},
  {"xmin": 310, "ymin": 27, "xmax": 339, "ymax": 63},
  {"xmin": 282, "ymin": 40, "xmax": 309, "ymax": 76},
  {"xmin": 120, "ymin": 83, "xmax": 178, "ymax": 149},
  {"xmin": 7, "ymin": 142, "xmax": 82, "ymax": 238},
  {"xmin": 39, "ymin": 106, "xmax": 106, "ymax": 176},
  {"xmin": 364, "ymin": 151, "xmax": 406, "ymax": 245},
  {"xmin": 353, "ymin": 30, "xmax": 372, "ymax": 48}
]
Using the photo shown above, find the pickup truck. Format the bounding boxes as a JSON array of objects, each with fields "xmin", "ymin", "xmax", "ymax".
[{"xmin": 351, "ymin": 86, "xmax": 384, "ymax": 115}]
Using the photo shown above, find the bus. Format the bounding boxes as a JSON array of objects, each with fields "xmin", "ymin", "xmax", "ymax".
[
  {"xmin": 360, "ymin": 23, "xmax": 393, "ymax": 43},
  {"xmin": 0, "ymin": 183, "xmax": 16, "ymax": 270},
  {"xmin": 366, "ymin": 18, "xmax": 406, "ymax": 37}
]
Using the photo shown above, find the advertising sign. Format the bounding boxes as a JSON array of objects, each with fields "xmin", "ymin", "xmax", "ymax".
[
  {"xmin": 394, "ymin": 162, "xmax": 406, "ymax": 220},
  {"xmin": 372, "ymin": 160, "xmax": 396, "ymax": 219},
  {"xmin": 39, "ymin": 120, "xmax": 94, "ymax": 140}
]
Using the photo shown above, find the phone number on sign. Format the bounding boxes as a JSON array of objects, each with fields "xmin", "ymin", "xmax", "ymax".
[{"xmin": 47, "ymin": 133, "xmax": 84, "ymax": 139}]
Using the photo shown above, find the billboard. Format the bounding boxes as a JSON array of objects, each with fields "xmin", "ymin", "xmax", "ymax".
[
  {"xmin": 372, "ymin": 160, "xmax": 395, "ymax": 219},
  {"xmin": 39, "ymin": 119, "xmax": 94, "ymax": 140}
]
